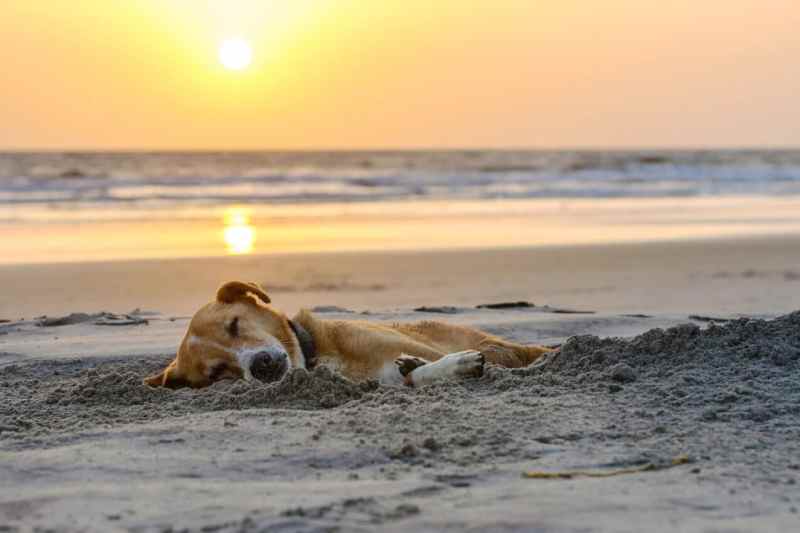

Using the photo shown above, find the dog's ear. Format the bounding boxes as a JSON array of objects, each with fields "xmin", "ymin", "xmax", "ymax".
[
  {"xmin": 216, "ymin": 281, "xmax": 271, "ymax": 305},
  {"xmin": 143, "ymin": 361, "xmax": 189, "ymax": 389}
]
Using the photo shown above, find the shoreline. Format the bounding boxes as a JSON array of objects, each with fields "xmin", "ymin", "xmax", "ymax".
[
  {"xmin": 1, "ymin": 228, "xmax": 798, "ymax": 266},
  {"xmin": 3, "ymin": 195, "xmax": 800, "ymax": 264}
]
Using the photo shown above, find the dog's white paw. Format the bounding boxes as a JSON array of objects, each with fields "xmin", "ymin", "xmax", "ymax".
[
  {"xmin": 408, "ymin": 349, "xmax": 485, "ymax": 386},
  {"xmin": 451, "ymin": 350, "xmax": 485, "ymax": 379}
]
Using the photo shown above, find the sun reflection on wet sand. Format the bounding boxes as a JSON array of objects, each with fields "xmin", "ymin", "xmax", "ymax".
[
  {"xmin": 4, "ymin": 197, "xmax": 800, "ymax": 264},
  {"xmin": 223, "ymin": 207, "xmax": 255, "ymax": 255}
]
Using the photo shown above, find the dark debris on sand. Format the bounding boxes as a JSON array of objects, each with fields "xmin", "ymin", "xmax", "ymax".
[
  {"xmin": 476, "ymin": 301, "xmax": 536, "ymax": 309},
  {"xmin": 35, "ymin": 312, "xmax": 148, "ymax": 327},
  {"xmin": 413, "ymin": 306, "xmax": 462, "ymax": 314}
]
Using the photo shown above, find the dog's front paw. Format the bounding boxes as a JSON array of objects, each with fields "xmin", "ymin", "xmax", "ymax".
[
  {"xmin": 395, "ymin": 354, "xmax": 429, "ymax": 377},
  {"xmin": 453, "ymin": 350, "xmax": 485, "ymax": 378}
]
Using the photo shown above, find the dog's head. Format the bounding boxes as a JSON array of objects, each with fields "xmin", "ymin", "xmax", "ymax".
[{"xmin": 144, "ymin": 281, "xmax": 302, "ymax": 389}]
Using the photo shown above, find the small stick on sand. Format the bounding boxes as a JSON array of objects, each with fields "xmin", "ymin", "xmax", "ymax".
[
  {"xmin": 689, "ymin": 315, "xmax": 733, "ymax": 323},
  {"xmin": 523, "ymin": 455, "xmax": 690, "ymax": 480}
]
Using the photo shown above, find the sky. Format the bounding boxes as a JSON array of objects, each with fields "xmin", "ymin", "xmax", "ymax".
[{"xmin": 1, "ymin": 0, "xmax": 799, "ymax": 150}]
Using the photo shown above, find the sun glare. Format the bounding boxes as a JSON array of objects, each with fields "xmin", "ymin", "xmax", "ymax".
[
  {"xmin": 218, "ymin": 38, "xmax": 253, "ymax": 71},
  {"xmin": 223, "ymin": 207, "xmax": 255, "ymax": 254}
]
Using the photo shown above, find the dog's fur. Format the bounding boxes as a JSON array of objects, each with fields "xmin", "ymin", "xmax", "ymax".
[{"xmin": 144, "ymin": 281, "xmax": 552, "ymax": 389}]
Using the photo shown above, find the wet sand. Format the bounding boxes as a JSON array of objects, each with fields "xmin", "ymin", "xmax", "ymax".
[
  {"xmin": 4, "ymin": 196, "xmax": 800, "ymax": 265},
  {"xmin": 3, "ymin": 235, "xmax": 800, "ymax": 320}
]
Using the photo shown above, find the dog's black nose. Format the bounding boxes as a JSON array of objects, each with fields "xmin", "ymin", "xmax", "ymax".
[{"xmin": 250, "ymin": 350, "xmax": 288, "ymax": 382}]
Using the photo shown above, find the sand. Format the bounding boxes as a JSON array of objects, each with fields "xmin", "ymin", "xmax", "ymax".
[
  {"xmin": 3, "ymin": 235, "xmax": 800, "ymax": 320},
  {"xmin": 2, "ymin": 238, "xmax": 800, "ymax": 531},
  {"xmin": 2, "ymin": 306, "xmax": 799, "ymax": 531}
]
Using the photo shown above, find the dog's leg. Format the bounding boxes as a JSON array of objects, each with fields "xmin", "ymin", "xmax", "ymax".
[{"xmin": 397, "ymin": 350, "xmax": 485, "ymax": 387}]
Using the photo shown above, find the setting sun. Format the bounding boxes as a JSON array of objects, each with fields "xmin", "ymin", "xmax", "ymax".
[{"xmin": 218, "ymin": 38, "xmax": 252, "ymax": 71}]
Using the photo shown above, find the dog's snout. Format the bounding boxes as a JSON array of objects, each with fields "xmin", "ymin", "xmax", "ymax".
[{"xmin": 249, "ymin": 349, "xmax": 288, "ymax": 382}]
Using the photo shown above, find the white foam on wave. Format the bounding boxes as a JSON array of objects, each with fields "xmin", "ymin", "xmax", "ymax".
[{"xmin": 2, "ymin": 150, "xmax": 800, "ymax": 221}]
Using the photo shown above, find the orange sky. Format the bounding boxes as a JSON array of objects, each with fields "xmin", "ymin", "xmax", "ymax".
[{"xmin": 1, "ymin": 0, "xmax": 799, "ymax": 150}]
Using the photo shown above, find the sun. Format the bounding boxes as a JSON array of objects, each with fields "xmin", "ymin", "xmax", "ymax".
[{"xmin": 218, "ymin": 38, "xmax": 253, "ymax": 71}]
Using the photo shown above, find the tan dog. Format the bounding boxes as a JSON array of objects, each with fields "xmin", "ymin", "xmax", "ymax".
[{"xmin": 145, "ymin": 281, "xmax": 552, "ymax": 389}]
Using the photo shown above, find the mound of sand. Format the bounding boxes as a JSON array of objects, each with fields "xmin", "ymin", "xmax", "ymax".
[
  {"xmin": 532, "ymin": 312, "xmax": 800, "ymax": 427},
  {"xmin": 1, "ymin": 361, "xmax": 376, "ymax": 441},
  {"xmin": 3, "ymin": 312, "xmax": 799, "ymax": 444}
]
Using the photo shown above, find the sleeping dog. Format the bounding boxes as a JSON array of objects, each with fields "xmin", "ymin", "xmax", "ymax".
[{"xmin": 144, "ymin": 281, "xmax": 552, "ymax": 389}]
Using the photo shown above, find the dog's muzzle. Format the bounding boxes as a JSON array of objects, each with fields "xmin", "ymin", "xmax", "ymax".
[{"xmin": 248, "ymin": 349, "xmax": 288, "ymax": 383}]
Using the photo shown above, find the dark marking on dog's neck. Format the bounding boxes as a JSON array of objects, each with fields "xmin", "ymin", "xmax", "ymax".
[{"xmin": 288, "ymin": 319, "xmax": 317, "ymax": 370}]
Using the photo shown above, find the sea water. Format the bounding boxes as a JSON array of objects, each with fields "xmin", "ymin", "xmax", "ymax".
[{"xmin": 2, "ymin": 150, "xmax": 800, "ymax": 222}]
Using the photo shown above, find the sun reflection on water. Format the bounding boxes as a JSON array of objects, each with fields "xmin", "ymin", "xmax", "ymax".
[{"xmin": 223, "ymin": 207, "xmax": 255, "ymax": 255}]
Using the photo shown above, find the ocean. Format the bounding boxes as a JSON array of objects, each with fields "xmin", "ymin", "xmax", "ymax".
[{"xmin": 2, "ymin": 150, "xmax": 800, "ymax": 222}]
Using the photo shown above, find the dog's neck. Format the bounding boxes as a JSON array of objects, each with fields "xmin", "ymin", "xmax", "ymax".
[{"xmin": 288, "ymin": 318, "xmax": 317, "ymax": 370}]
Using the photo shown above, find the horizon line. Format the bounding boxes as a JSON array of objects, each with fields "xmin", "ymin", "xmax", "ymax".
[{"xmin": 2, "ymin": 144, "xmax": 800, "ymax": 154}]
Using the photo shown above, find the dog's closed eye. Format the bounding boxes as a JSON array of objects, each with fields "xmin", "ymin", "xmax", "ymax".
[{"xmin": 226, "ymin": 317, "xmax": 239, "ymax": 337}]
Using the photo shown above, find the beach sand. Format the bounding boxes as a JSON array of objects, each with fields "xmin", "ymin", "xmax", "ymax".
[
  {"xmin": 3, "ymin": 234, "xmax": 800, "ymax": 320},
  {"xmin": 2, "ymin": 236, "xmax": 800, "ymax": 531}
]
